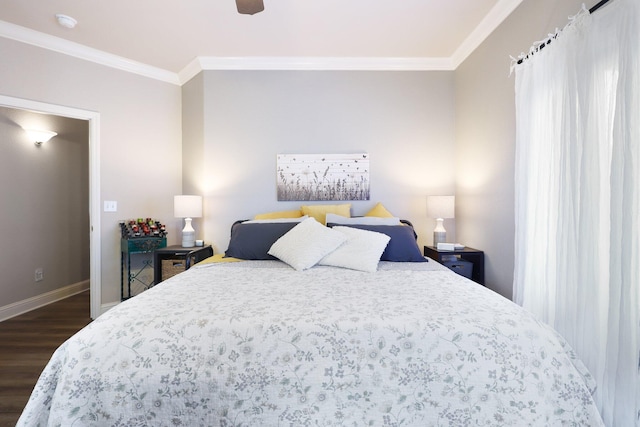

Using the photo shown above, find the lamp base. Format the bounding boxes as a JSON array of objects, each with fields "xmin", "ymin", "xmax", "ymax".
[
  {"xmin": 181, "ymin": 217, "xmax": 196, "ymax": 248},
  {"xmin": 433, "ymin": 231, "xmax": 446, "ymax": 245},
  {"xmin": 433, "ymin": 218, "xmax": 447, "ymax": 245}
]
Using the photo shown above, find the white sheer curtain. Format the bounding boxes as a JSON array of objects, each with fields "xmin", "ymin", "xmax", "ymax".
[{"xmin": 513, "ymin": 1, "xmax": 639, "ymax": 425}]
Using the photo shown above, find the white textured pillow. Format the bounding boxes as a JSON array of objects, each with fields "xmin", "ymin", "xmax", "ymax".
[
  {"xmin": 268, "ymin": 218, "xmax": 348, "ymax": 271},
  {"xmin": 325, "ymin": 213, "xmax": 401, "ymax": 226},
  {"xmin": 318, "ymin": 226, "xmax": 391, "ymax": 272}
]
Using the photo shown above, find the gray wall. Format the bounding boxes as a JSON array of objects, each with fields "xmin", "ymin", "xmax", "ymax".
[
  {"xmin": 0, "ymin": 107, "xmax": 89, "ymax": 303},
  {"xmin": 454, "ymin": 0, "xmax": 601, "ymax": 298},
  {"xmin": 0, "ymin": 0, "xmax": 606, "ymax": 308},
  {"xmin": 0, "ymin": 36, "xmax": 183, "ymax": 306},
  {"xmin": 183, "ymin": 70, "xmax": 457, "ymax": 254}
]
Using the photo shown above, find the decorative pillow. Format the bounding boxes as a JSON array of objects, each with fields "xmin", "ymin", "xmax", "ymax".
[
  {"xmin": 225, "ymin": 222, "xmax": 299, "ymax": 260},
  {"xmin": 198, "ymin": 253, "xmax": 243, "ymax": 264},
  {"xmin": 301, "ymin": 204, "xmax": 351, "ymax": 225},
  {"xmin": 318, "ymin": 226, "xmax": 391, "ymax": 272},
  {"xmin": 242, "ymin": 216, "xmax": 308, "ymax": 224},
  {"xmin": 365, "ymin": 202, "xmax": 395, "ymax": 218},
  {"xmin": 268, "ymin": 218, "xmax": 348, "ymax": 271},
  {"xmin": 254, "ymin": 209, "xmax": 303, "ymax": 220},
  {"xmin": 325, "ymin": 213, "xmax": 401, "ymax": 226},
  {"xmin": 326, "ymin": 224, "xmax": 427, "ymax": 262}
]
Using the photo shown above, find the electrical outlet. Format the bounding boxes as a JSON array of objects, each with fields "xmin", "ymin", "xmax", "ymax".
[{"xmin": 35, "ymin": 268, "xmax": 44, "ymax": 282}]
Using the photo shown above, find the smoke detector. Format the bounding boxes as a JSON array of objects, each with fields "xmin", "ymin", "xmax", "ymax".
[{"xmin": 55, "ymin": 14, "xmax": 77, "ymax": 29}]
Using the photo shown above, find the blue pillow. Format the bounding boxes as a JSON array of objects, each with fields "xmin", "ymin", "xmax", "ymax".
[
  {"xmin": 326, "ymin": 224, "xmax": 427, "ymax": 262},
  {"xmin": 225, "ymin": 222, "xmax": 298, "ymax": 260}
]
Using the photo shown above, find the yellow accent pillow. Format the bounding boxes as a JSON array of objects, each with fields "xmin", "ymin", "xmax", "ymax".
[
  {"xmin": 365, "ymin": 202, "xmax": 395, "ymax": 218},
  {"xmin": 301, "ymin": 204, "xmax": 351, "ymax": 225},
  {"xmin": 197, "ymin": 253, "xmax": 243, "ymax": 264},
  {"xmin": 254, "ymin": 210, "xmax": 303, "ymax": 220}
]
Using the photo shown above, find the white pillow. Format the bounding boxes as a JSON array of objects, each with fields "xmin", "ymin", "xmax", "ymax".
[
  {"xmin": 268, "ymin": 218, "xmax": 347, "ymax": 271},
  {"xmin": 242, "ymin": 215, "xmax": 308, "ymax": 224},
  {"xmin": 325, "ymin": 213, "xmax": 401, "ymax": 226},
  {"xmin": 318, "ymin": 226, "xmax": 391, "ymax": 272}
]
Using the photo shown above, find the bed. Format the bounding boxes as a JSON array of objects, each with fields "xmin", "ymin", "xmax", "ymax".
[{"xmin": 18, "ymin": 214, "xmax": 604, "ymax": 426}]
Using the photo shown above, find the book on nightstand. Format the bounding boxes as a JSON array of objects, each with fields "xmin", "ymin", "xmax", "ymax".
[{"xmin": 436, "ymin": 243, "xmax": 465, "ymax": 251}]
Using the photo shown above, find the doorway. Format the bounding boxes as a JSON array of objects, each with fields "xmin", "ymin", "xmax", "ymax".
[{"xmin": 0, "ymin": 95, "xmax": 101, "ymax": 319}]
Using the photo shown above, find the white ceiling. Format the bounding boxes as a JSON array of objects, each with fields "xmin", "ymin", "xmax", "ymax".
[{"xmin": 0, "ymin": 0, "xmax": 523, "ymax": 84}]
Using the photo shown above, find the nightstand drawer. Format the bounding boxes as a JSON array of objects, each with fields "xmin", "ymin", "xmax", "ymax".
[
  {"xmin": 424, "ymin": 246, "xmax": 485, "ymax": 285},
  {"xmin": 442, "ymin": 259, "xmax": 473, "ymax": 279},
  {"xmin": 161, "ymin": 259, "xmax": 188, "ymax": 280},
  {"xmin": 153, "ymin": 245, "xmax": 213, "ymax": 284}
]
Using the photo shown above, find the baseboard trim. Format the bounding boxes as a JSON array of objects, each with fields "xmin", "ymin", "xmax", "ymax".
[
  {"xmin": 99, "ymin": 301, "xmax": 119, "ymax": 315},
  {"xmin": 0, "ymin": 280, "xmax": 90, "ymax": 322}
]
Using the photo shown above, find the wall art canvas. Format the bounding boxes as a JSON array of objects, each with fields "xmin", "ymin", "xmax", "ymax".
[{"xmin": 277, "ymin": 153, "xmax": 370, "ymax": 201}]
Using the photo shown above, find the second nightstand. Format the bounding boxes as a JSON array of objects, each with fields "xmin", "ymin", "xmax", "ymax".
[
  {"xmin": 424, "ymin": 246, "xmax": 485, "ymax": 285},
  {"xmin": 153, "ymin": 245, "xmax": 213, "ymax": 285}
]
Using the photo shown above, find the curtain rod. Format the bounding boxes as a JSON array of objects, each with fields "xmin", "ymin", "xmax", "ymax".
[
  {"xmin": 589, "ymin": 0, "xmax": 611, "ymax": 13},
  {"xmin": 513, "ymin": 1, "xmax": 612, "ymax": 67}
]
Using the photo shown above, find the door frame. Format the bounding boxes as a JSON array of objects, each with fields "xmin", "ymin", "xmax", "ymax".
[{"xmin": 0, "ymin": 95, "xmax": 101, "ymax": 319}]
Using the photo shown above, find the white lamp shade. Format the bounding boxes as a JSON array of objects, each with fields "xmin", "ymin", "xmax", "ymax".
[
  {"xmin": 426, "ymin": 195, "xmax": 455, "ymax": 219},
  {"xmin": 174, "ymin": 195, "xmax": 203, "ymax": 218},
  {"xmin": 25, "ymin": 129, "xmax": 57, "ymax": 144}
]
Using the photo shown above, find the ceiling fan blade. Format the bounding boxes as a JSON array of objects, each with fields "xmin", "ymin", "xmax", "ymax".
[{"xmin": 236, "ymin": 0, "xmax": 264, "ymax": 15}]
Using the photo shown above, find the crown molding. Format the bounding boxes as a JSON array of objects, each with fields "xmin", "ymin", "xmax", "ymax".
[
  {"xmin": 178, "ymin": 56, "xmax": 455, "ymax": 84},
  {"xmin": 178, "ymin": 58, "xmax": 206, "ymax": 85},
  {"xmin": 2, "ymin": 0, "xmax": 522, "ymax": 87},
  {"xmin": 451, "ymin": 0, "xmax": 524, "ymax": 68},
  {"xmin": 197, "ymin": 56, "xmax": 455, "ymax": 71},
  {"xmin": 0, "ymin": 20, "xmax": 180, "ymax": 85}
]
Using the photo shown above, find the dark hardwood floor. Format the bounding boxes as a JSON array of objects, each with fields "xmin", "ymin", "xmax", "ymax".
[{"xmin": 0, "ymin": 291, "xmax": 91, "ymax": 426}]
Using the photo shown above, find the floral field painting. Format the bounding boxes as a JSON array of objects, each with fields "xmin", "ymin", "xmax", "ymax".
[{"xmin": 277, "ymin": 153, "xmax": 370, "ymax": 201}]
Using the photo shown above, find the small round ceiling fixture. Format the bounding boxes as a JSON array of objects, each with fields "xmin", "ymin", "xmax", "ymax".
[{"xmin": 55, "ymin": 14, "xmax": 77, "ymax": 29}]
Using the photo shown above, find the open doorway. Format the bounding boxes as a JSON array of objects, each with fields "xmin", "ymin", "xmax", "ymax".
[{"xmin": 0, "ymin": 95, "xmax": 101, "ymax": 319}]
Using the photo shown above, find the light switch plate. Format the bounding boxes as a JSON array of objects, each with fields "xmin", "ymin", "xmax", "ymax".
[{"xmin": 104, "ymin": 200, "xmax": 117, "ymax": 212}]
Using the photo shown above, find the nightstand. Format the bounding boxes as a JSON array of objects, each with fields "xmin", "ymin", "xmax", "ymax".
[
  {"xmin": 424, "ymin": 246, "xmax": 485, "ymax": 285},
  {"xmin": 121, "ymin": 236, "xmax": 167, "ymax": 300},
  {"xmin": 153, "ymin": 245, "xmax": 213, "ymax": 284}
]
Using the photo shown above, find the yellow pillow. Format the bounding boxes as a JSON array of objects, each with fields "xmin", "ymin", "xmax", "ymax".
[
  {"xmin": 197, "ymin": 253, "xmax": 243, "ymax": 264},
  {"xmin": 254, "ymin": 209, "xmax": 303, "ymax": 220},
  {"xmin": 365, "ymin": 202, "xmax": 395, "ymax": 218},
  {"xmin": 301, "ymin": 204, "xmax": 351, "ymax": 224}
]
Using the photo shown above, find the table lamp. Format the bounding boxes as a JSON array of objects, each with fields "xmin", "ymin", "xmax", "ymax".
[
  {"xmin": 174, "ymin": 195, "xmax": 203, "ymax": 247},
  {"xmin": 426, "ymin": 195, "xmax": 455, "ymax": 245}
]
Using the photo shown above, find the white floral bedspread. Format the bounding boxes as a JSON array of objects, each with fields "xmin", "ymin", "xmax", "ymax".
[{"xmin": 18, "ymin": 261, "xmax": 604, "ymax": 426}]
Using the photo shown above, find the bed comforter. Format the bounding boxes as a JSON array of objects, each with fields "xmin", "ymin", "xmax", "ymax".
[{"xmin": 18, "ymin": 261, "xmax": 604, "ymax": 426}]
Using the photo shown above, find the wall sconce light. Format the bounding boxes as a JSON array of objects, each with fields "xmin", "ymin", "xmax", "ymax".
[
  {"xmin": 174, "ymin": 195, "xmax": 203, "ymax": 248},
  {"xmin": 25, "ymin": 129, "xmax": 57, "ymax": 146},
  {"xmin": 426, "ymin": 195, "xmax": 455, "ymax": 245}
]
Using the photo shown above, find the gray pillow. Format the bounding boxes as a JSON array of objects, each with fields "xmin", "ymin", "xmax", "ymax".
[
  {"xmin": 225, "ymin": 222, "xmax": 298, "ymax": 260},
  {"xmin": 326, "ymin": 224, "xmax": 426, "ymax": 262}
]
